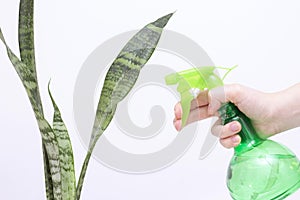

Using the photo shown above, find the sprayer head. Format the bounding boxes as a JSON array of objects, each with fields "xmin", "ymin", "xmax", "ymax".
[{"xmin": 164, "ymin": 66, "xmax": 230, "ymax": 128}]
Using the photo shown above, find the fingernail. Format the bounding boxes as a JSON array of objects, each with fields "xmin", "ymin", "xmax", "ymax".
[
  {"xmin": 174, "ymin": 106, "xmax": 181, "ymax": 119},
  {"xmin": 230, "ymin": 122, "xmax": 239, "ymax": 132},
  {"xmin": 174, "ymin": 120, "xmax": 181, "ymax": 131},
  {"xmin": 231, "ymin": 135, "xmax": 240, "ymax": 143}
]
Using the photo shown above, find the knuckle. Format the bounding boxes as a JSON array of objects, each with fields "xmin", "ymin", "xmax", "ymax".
[
  {"xmin": 211, "ymin": 125, "xmax": 221, "ymax": 137},
  {"xmin": 227, "ymin": 83, "xmax": 243, "ymax": 101},
  {"xmin": 220, "ymin": 138, "xmax": 232, "ymax": 149}
]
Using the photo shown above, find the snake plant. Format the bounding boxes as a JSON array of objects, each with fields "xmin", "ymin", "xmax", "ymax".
[{"xmin": 0, "ymin": 0, "xmax": 172, "ymax": 199}]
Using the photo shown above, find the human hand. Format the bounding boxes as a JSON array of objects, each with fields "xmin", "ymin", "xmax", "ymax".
[{"xmin": 173, "ymin": 84, "xmax": 285, "ymax": 148}]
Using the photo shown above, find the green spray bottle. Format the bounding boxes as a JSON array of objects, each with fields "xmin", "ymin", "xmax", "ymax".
[{"xmin": 165, "ymin": 66, "xmax": 300, "ymax": 200}]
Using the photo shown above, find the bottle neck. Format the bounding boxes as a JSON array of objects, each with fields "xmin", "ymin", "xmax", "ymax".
[{"xmin": 218, "ymin": 102, "xmax": 264, "ymax": 154}]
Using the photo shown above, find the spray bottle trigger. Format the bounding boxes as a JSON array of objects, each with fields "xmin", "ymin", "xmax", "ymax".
[{"xmin": 180, "ymin": 90, "xmax": 194, "ymax": 128}]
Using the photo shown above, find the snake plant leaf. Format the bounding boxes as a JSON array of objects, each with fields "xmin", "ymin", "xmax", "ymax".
[
  {"xmin": 0, "ymin": 29, "xmax": 40, "ymax": 113},
  {"xmin": 18, "ymin": 0, "xmax": 44, "ymax": 115},
  {"xmin": 18, "ymin": 1, "xmax": 54, "ymax": 198},
  {"xmin": 76, "ymin": 12, "xmax": 173, "ymax": 199},
  {"xmin": 19, "ymin": 0, "xmax": 36, "ymax": 70},
  {"xmin": 48, "ymin": 83, "xmax": 76, "ymax": 200},
  {"xmin": 0, "ymin": 29, "xmax": 63, "ymax": 199},
  {"xmin": 36, "ymin": 120, "xmax": 62, "ymax": 200},
  {"xmin": 91, "ymin": 12, "xmax": 174, "ymax": 142},
  {"xmin": 42, "ymin": 145, "xmax": 55, "ymax": 200}
]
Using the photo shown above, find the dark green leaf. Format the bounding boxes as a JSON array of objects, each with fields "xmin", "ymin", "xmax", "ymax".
[
  {"xmin": 18, "ymin": 1, "xmax": 53, "ymax": 198},
  {"xmin": 42, "ymin": 144, "xmax": 55, "ymax": 200},
  {"xmin": 76, "ymin": 12, "xmax": 173, "ymax": 199},
  {"xmin": 92, "ymin": 12, "xmax": 173, "ymax": 141},
  {"xmin": 18, "ymin": 0, "xmax": 43, "ymax": 114},
  {"xmin": 0, "ymin": 29, "xmax": 63, "ymax": 199},
  {"xmin": 19, "ymin": 0, "xmax": 35, "ymax": 68},
  {"xmin": 4, "ymin": 1, "xmax": 77, "ymax": 199}
]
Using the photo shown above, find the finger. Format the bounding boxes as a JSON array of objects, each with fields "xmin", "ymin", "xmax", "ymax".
[
  {"xmin": 175, "ymin": 89, "xmax": 210, "ymax": 116},
  {"xmin": 208, "ymin": 86, "xmax": 225, "ymax": 115},
  {"xmin": 208, "ymin": 84, "xmax": 245, "ymax": 115},
  {"xmin": 173, "ymin": 105, "xmax": 210, "ymax": 131},
  {"xmin": 174, "ymin": 101, "xmax": 209, "ymax": 121},
  {"xmin": 173, "ymin": 118, "xmax": 181, "ymax": 131},
  {"xmin": 220, "ymin": 135, "xmax": 241, "ymax": 149},
  {"xmin": 174, "ymin": 102, "xmax": 182, "ymax": 120},
  {"xmin": 211, "ymin": 120, "xmax": 241, "ymax": 139},
  {"xmin": 175, "ymin": 90, "xmax": 209, "ymax": 119},
  {"xmin": 190, "ymin": 90, "xmax": 209, "ymax": 110},
  {"xmin": 187, "ymin": 105, "xmax": 210, "ymax": 124}
]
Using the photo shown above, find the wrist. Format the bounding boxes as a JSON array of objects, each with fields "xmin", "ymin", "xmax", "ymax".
[{"xmin": 272, "ymin": 83, "xmax": 300, "ymax": 133}]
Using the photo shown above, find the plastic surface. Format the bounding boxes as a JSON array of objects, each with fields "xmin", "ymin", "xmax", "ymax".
[
  {"xmin": 165, "ymin": 67, "xmax": 300, "ymax": 199},
  {"xmin": 220, "ymin": 102, "xmax": 300, "ymax": 200},
  {"xmin": 165, "ymin": 66, "xmax": 224, "ymax": 127}
]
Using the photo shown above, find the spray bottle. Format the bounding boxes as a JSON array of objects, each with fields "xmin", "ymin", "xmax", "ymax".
[{"xmin": 165, "ymin": 66, "xmax": 300, "ymax": 199}]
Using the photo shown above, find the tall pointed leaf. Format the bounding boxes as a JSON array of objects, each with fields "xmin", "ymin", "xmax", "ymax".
[
  {"xmin": 18, "ymin": 2, "xmax": 54, "ymax": 198},
  {"xmin": 3, "ymin": 1, "xmax": 78, "ymax": 199},
  {"xmin": 19, "ymin": 0, "xmax": 35, "ymax": 67},
  {"xmin": 19, "ymin": 0, "xmax": 43, "ymax": 114},
  {"xmin": 92, "ymin": 13, "xmax": 173, "ymax": 138},
  {"xmin": 0, "ymin": 29, "xmax": 62, "ymax": 199},
  {"xmin": 48, "ymin": 83, "xmax": 76, "ymax": 199},
  {"xmin": 76, "ymin": 12, "xmax": 173, "ymax": 199},
  {"xmin": 0, "ymin": 29, "xmax": 40, "ymax": 114}
]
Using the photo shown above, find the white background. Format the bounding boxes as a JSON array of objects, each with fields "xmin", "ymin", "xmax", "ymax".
[{"xmin": 1, "ymin": 0, "xmax": 300, "ymax": 199}]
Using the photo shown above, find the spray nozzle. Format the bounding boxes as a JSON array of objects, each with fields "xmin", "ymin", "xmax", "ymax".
[{"xmin": 165, "ymin": 66, "xmax": 236, "ymax": 128}]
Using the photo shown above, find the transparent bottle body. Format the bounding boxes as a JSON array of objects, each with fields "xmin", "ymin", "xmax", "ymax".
[
  {"xmin": 220, "ymin": 103, "xmax": 300, "ymax": 200},
  {"xmin": 227, "ymin": 140, "xmax": 300, "ymax": 200}
]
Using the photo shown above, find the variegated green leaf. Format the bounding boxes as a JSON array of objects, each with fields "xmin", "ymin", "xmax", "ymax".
[
  {"xmin": 0, "ymin": 29, "xmax": 63, "ymax": 199},
  {"xmin": 18, "ymin": 0, "xmax": 43, "ymax": 115},
  {"xmin": 48, "ymin": 83, "xmax": 76, "ymax": 200},
  {"xmin": 19, "ymin": 0, "xmax": 36, "ymax": 70},
  {"xmin": 42, "ymin": 145, "xmax": 55, "ymax": 200},
  {"xmin": 0, "ymin": 29, "xmax": 40, "ymax": 114},
  {"xmin": 76, "ymin": 12, "xmax": 173, "ymax": 199},
  {"xmin": 3, "ymin": 1, "xmax": 78, "ymax": 199},
  {"xmin": 17, "ymin": 2, "xmax": 54, "ymax": 198},
  {"xmin": 92, "ymin": 13, "xmax": 174, "ymax": 136},
  {"xmin": 37, "ymin": 119, "xmax": 62, "ymax": 199}
]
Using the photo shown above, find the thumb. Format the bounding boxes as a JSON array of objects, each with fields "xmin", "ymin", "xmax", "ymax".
[{"xmin": 208, "ymin": 84, "xmax": 245, "ymax": 115}]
